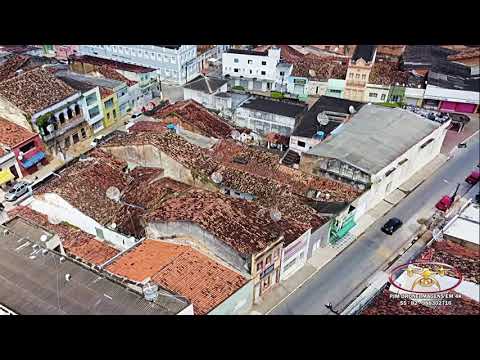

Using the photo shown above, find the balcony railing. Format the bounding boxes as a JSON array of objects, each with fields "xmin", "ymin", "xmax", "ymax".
[{"xmin": 42, "ymin": 114, "xmax": 86, "ymax": 142}]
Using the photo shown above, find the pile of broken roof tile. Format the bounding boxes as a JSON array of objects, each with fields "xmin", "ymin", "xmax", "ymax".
[
  {"xmin": 0, "ymin": 67, "xmax": 77, "ymax": 116},
  {"xmin": 146, "ymin": 188, "xmax": 312, "ymax": 254},
  {"xmin": 152, "ymin": 100, "xmax": 234, "ymax": 139},
  {"xmin": 35, "ymin": 149, "xmax": 128, "ymax": 226},
  {"xmin": 8, "ymin": 206, "xmax": 119, "ymax": 265},
  {"xmin": 369, "ymin": 61, "xmax": 411, "ymax": 86}
]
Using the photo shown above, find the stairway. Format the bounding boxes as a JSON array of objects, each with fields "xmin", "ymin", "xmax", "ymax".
[{"xmin": 281, "ymin": 150, "xmax": 301, "ymax": 166}]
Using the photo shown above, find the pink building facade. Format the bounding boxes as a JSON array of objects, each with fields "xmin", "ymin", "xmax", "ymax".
[{"xmin": 54, "ymin": 45, "xmax": 79, "ymax": 60}]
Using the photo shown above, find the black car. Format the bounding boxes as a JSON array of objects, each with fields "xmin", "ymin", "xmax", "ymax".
[{"xmin": 381, "ymin": 218, "xmax": 403, "ymax": 235}]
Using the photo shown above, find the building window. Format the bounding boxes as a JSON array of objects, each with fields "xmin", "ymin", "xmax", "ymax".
[
  {"xmin": 265, "ymin": 255, "xmax": 272, "ymax": 265},
  {"xmin": 381, "ymin": 94, "xmax": 386, "ymax": 100},
  {"xmin": 64, "ymin": 137, "xmax": 71, "ymax": 148},
  {"xmin": 248, "ymin": 60, "xmax": 253, "ymax": 64},
  {"xmin": 58, "ymin": 112, "xmax": 65, "ymax": 124},
  {"xmin": 362, "ymin": 74, "xmax": 366, "ymax": 80},
  {"xmin": 95, "ymin": 227, "xmax": 104, "ymax": 240},
  {"xmin": 19, "ymin": 141, "xmax": 35, "ymax": 154},
  {"xmin": 261, "ymin": 71, "xmax": 266, "ymax": 75},
  {"xmin": 72, "ymin": 133, "xmax": 80, "ymax": 144},
  {"xmin": 369, "ymin": 93, "xmax": 378, "ymax": 98},
  {"xmin": 113, "ymin": 109, "xmax": 117, "ymax": 119},
  {"xmin": 234, "ymin": 68, "xmax": 239, "ymax": 73},
  {"xmin": 256, "ymin": 261, "xmax": 263, "ymax": 272},
  {"xmin": 249, "ymin": 70, "xmax": 253, "ymax": 74},
  {"xmin": 297, "ymin": 140, "xmax": 306, "ymax": 148},
  {"xmin": 234, "ymin": 58, "xmax": 239, "ymax": 63},
  {"xmin": 349, "ymin": 73, "xmax": 354, "ymax": 79},
  {"xmin": 355, "ymin": 73, "xmax": 360, "ymax": 79},
  {"xmin": 261, "ymin": 61, "xmax": 267, "ymax": 65},
  {"xmin": 80, "ymin": 128, "xmax": 87, "ymax": 138},
  {"xmin": 280, "ymin": 71, "xmax": 285, "ymax": 76}
]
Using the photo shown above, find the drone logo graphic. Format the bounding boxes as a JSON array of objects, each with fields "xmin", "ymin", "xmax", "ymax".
[
  {"xmin": 389, "ymin": 261, "xmax": 463, "ymax": 294},
  {"xmin": 406, "ymin": 265, "xmax": 447, "ymax": 291}
]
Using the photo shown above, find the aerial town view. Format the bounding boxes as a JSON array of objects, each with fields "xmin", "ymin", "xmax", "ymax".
[{"xmin": 0, "ymin": 44, "xmax": 478, "ymax": 316}]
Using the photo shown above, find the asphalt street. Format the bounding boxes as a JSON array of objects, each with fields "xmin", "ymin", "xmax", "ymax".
[{"xmin": 271, "ymin": 135, "xmax": 479, "ymax": 315}]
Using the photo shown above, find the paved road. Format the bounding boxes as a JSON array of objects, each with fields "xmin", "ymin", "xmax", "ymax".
[{"xmin": 271, "ymin": 135, "xmax": 479, "ymax": 315}]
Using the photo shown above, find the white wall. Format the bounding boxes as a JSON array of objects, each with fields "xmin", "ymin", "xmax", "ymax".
[
  {"xmin": 183, "ymin": 83, "xmax": 227, "ymax": 110},
  {"xmin": 177, "ymin": 304, "xmax": 194, "ymax": 315},
  {"xmin": 234, "ymin": 107, "xmax": 296, "ymax": 136},
  {"xmin": 289, "ymin": 135, "xmax": 322, "ymax": 154},
  {"xmin": 29, "ymin": 194, "xmax": 134, "ymax": 250},
  {"xmin": 222, "ymin": 49, "xmax": 280, "ymax": 83},
  {"xmin": 307, "ymin": 80, "xmax": 328, "ymax": 97},
  {"xmin": 366, "ymin": 84, "xmax": 390, "ymax": 103},
  {"xmin": 356, "ymin": 121, "xmax": 450, "ymax": 215},
  {"xmin": 280, "ymin": 229, "xmax": 311, "ymax": 281}
]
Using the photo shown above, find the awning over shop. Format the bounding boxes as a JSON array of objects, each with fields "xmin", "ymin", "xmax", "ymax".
[
  {"xmin": 21, "ymin": 151, "xmax": 45, "ymax": 169},
  {"xmin": 0, "ymin": 168, "xmax": 14, "ymax": 185}
]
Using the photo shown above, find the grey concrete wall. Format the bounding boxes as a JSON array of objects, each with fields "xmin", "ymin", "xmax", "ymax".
[
  {"xmin": 104, "ymin": 145, "xmax": 163, "ymax": 168},
  {"xmin": 146, "ymin": 222, "xmax": 249, "ymax": 275},
  {"xmin": 208, "ymin": 280, "xmax": 254, "ymax": 315},
  {"xmin": 308, "ymin": 220, "xmax": 332, "ymax": 257}
]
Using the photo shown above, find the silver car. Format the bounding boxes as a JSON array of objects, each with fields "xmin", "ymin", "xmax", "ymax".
[{"xmin": 4, "ymin": 181, "xmax": 31, "ymax": 202}]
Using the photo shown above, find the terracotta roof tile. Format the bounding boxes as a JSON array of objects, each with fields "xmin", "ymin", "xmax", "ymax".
[
  {"xmin": 107, "ymin": 239, "xmax": 247, "ymax": 314},
  {"xmin": 152, "ymin": 100, "xmax": 234, "ymax": 139},
  {"xmin": 0, "ymin": 116, "xmax": 36, "ymax": 147},
  {"xmin": 8, "ymin": 206, "xmax": 119, "ymax": 265},
  {"xmin": 35, "ymin": 149, "xmax": 128, "ymax": 226},
  {"xmin": 0, "ymin": 54, "xmax": 29, "ymax": 82},
  {"xmin": 146, "ymin": 188, "xmax": 311, "ymax": 254},
  {"xmin": 370, "ymin": 61, "xmax": 410, "ymax": 86},
  {"xmin": 97, "ymin": 65, "xmax": 137, "ymax": 87},
  {"xmin": 0, "ymin": 67, "xmax": 77, "ymax": 116}
]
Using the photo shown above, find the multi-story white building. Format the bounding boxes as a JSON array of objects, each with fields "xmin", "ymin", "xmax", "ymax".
[
  {"xmin": 222, "ymin": 48, "xmax": 292, "ymax": 92},
  {"xmin": 78, "ymin": 45, "xmax": 198, "ymax": 85}
]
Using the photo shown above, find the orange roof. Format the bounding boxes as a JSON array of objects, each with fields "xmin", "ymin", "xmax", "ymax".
[
  {"xmin": 0, "ymin": 116, "xmax": 36, "ymax": 148},
  {"xmin": 107, "ymin": 239, "xmax": 247, "ymax": 315}
]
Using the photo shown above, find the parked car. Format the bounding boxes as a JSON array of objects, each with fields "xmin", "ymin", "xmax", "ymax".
[
  {"xmin": 435, "ymin": 195, "xmax": 453, "ymax": 212},
  {"xmin": 465, "ymin": 170, "xmax": 480, "ymax": 185},
  {"xmin": 381, "ymin": 218, "xmax": 403, "ymax": 235},
  {"xmin": 131, "ymin": 112, "xmax": 142, "ymax": 119},
  {"xmin": 4, "ymin": 181, "xmax": 31, "ymax": 202}
]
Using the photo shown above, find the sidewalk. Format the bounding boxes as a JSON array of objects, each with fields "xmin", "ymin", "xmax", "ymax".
[
  {"xmin": 441, "ymin": 115, "xmax": 479, "ymax": 156},
  {"xmin": 249, "ymin": 153, "xmax": 450, "ymax": 315}
]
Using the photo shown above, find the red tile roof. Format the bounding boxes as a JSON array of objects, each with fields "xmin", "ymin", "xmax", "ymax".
[
  {"xmin": 128, "ymin": 120, "xmax": 169, "ymax": 133},
  {"xmin": 8, "ymin": 206, "xmax": 119, "ymax": 265},
  {"xmin": 0, "ymin": 67, "xmax": 77, "ymax": 116},
  {"xmin": 35, "ymin": 149, "xmax": 128, "ymax": 226},
  {"xmin": 96, "ymin": 65, "xmax": 137, "ymax": 87},
  {"xmin": 107, "ymin": 239, "xmax": 247, "ymax": 315},
  {"xmin": 369, "ymin": 61, "xmax": 410, "ymax": 86},
  {"xmin": 102, "ymin": 131, "xmax": 357, "ymax": 228},
  {"xmin": 151, "ymin": 100, "xmax": 234, "ymax": 139},
  {"xmin": 146, "ymin": 188, "xmax": 312, "ymax": 255},
  {"xmin": 0, "ymin": 116, "xmax": 36, "ymax": 148},
  {"xmin": 0, "ymin": 54, "xmax": 29, "ymax": 82}
]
